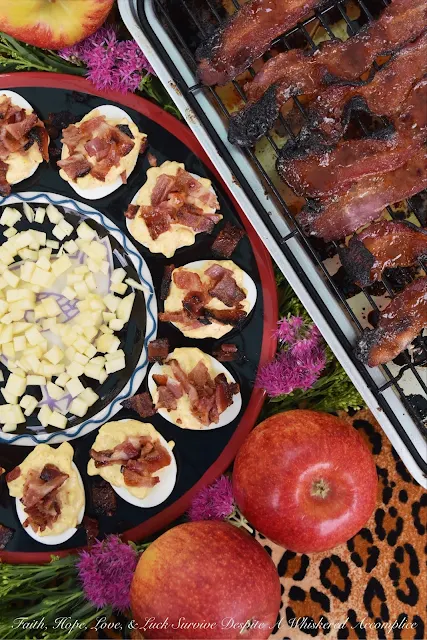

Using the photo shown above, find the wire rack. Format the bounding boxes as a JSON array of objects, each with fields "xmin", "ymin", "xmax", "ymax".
[{"xmin": 133, "ymin": 0, "xmax": 427, "ymax": 473}]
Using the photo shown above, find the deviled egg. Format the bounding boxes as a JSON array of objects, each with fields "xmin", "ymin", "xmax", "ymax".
[
  {"xmin": 160, "ymin": 259, "xmax": 257, "ymax": 339},
  {"xmin": 125, "ymin": 160, "xmax": 222, "ymax": 257},
  {"xmin": 87, "ymin": 419, "xmax": 177, "ymax": 508},
  {"xmin": 0, "ymin": 91, "xmax": 49, "ymax": 194},
  {"xmin": 58, "ymin": 105, "xmax": 146, "ymax": 200},
  {"xmin": 148, "ymin": 347, "xmax": 242, "ymax": 430},
  {"xmin": 7, "ymin": 442, "xmax": 85, "ymax": 545}
]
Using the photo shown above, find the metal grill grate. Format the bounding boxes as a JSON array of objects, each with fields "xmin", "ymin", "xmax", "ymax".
[{"xmin": 134, "ymin": 0, "xmax": 427, "ymax": 468}]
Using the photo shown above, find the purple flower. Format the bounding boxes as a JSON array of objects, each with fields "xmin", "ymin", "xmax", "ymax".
[
  {"xmin": 58, "ymin": 26, "xmax": 154, "ymax": 94},
  {"xmin": 187, "ymin": 475, "xmax": 235, "ymax": 521},
  {"xmin": 256, "ymin": 315, "xmax": 326, "ymax": 397},
  {"xmin": 77, "ymin": 535, "xmax": 138, "ymax": 611}
]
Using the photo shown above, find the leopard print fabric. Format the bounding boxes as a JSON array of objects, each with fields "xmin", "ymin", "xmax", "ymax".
[{"xmin": 259, "ymin": 411, "xmax": 427, "ymax": 640}]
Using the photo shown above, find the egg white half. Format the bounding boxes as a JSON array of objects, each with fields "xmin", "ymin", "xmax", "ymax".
[
  {"xmin": 148, "ymin": 352, "xmax": 242, "ymax": 430},
  {"xmin": 126, "ymin": 173, "xmax": 217, "ymax": 254},
  {"xmin": 0, "ymin": 90, "xmax": 44, "ymax": 183},
  {"xmin": 167, "ymin": 259, "xmax": 257, "ymax": 338},
  {"xmin": 15, "ymin": 462, "xmax": 85, "ymax": 546},
  {"xmin": 61, "ymin": 105, "xmax": 142, "ymax": 200},
  {"xmin": 105, "ymin": 420, "xmax": 177, "ymax": 508}
]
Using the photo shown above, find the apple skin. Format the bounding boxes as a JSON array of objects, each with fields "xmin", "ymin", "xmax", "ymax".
[
  {"xmin": 130, "ymin": 521, "xmax": 281, "ymax": 639},
  {"xmin": 0, "ymin": 0, "xmax": 114, "ymax": 50},
  {"xmin": 232, "ymin": 410, "xmax": 378, "ymax": 553}
]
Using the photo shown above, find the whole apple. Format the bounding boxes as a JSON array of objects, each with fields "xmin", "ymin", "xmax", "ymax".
[
  {"xmin": 0, "ymin": 0, "xmax": 114, "ymax": 50},
  {"xmin": 130, "ymin": 521, "xmax": 281, "ymax": 639},
  {"xmin": 233, "ymin": 410, "xmax": 378, "ymax": 553}
]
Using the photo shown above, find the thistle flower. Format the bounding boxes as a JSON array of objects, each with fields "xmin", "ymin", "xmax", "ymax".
[
  {"xmin": 187, "ymin": 475, "xmax": 235, "ymax": 521},
  {"xmin": 77, "ymin": 535, "xmax": 138, "ymax": 611},
  {"xmin": 58, "ymin": 27, "xmax": 154, "ymax": 94},
  {"xmin": 256, "ymin": 315, "xmax": 326, "ymax": 397}
]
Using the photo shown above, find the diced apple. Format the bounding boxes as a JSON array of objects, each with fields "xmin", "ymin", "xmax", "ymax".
[
  {"xmin": 84, "ymin": 360, "xmax": 104, "ymax": 380},
  {"xmin": 13, "ymin": 336, "xmax": 26, "ymax": 352},
  {"xmin": 84, "ymin": 344, "xmax": 97, "ymax": 359},
  {"xmin": 74, "ymin": 352, "xmax": 89, "ymax": 365},
  {"xmin": 25, "ymin": 326, "xmax": 44, "ymax": 346},
  {"xmin": 45, "ymin": 345, "xmax": 64, "ymax": 365},
  {"xmin": 46, "ymin": 239, "xmax": 59, "ymax": 249},
  {"xmin": 62, "ymin": 286, "xmax": 76, "ymax": 301},
  {"xmin": 109, "ymin": 318, "xmax": 125, "ymax": 331},
  {"xmin": 63, "ymin": 239, "xmax": 79, "ymax": 255},
  {"xmin": 38, "ymin": 405, "xmax": 52, "ymax": 427},
  {"xmin": 74, "ymin": 281, "xmax": 89, "ymax": 299},
  {"xmin": 35, "ymin": 255, "xmax": 51, "ymax": 271},
  {"xmin": 66, "ymin": 362, "xmax": 85, "ymax": 378},
  {"xmin": 3, "ymin": 228, "xmax": 17, "ymax": 238},
  {"xmin": 42, "ymin": 297, "xmax": 61, "ymax": 318},
  {"xmin": 77, "ymin": 221, "xmax": 96, "ymax": 241},
  {"xmin": 46, "ymin": 381, "xmax": 64, "ymax": 400},
  {"xmin": 96, "ymin": 333, "xmax": 120, "ymax": 353},
  {"xmin": 51, "ymin": 255, "xmax": 72, "ymax": 278},
  {"xmin": 98, "ymin": 369, "xmax": 108, "ymax": 384},
  {"xmin": 46, "ymin": 204, "xmax": 64, "ymax": 224},
  {"xmin": 110, "ymin": 282, "xmax": 128, "ymax": 295},
  {"xmin": 87, "ymin": 258, "xmax": 100, "ymax": 273},
  {"xmin": 65, "ymin": 346, "xmax": 77, "ymax": 362},
  {"xmin": 3, "ymin": 269, "xmax": 20, "ymax": 288},
  {"xmin": 31, "ymin": 266, "xmax": 54, "ymax": 287},
  {"xmin": 5, "ymin": 372, "xmax": 26, "ymax": 396},
  {"xmin": 0, "ymin": 325, "xmax": 13, "ymax": 345},
  {"xmin": 34, "ymin": 207, "xmax": 46, "ymax": 224},
  {"xmin": 15, "ymin": 231, "xmax": 33, "ymax": 250},
  {"xmin": 66, "ymin": 377, "xmax": 85, "ymax": 398},
  {"xmin": 52, "ymin": 224, "xmax": 67, "ymax": 241},
  {"xmin": 22, "ymin": 202, "xmax": 34, "ymax": 223},
  {"xmin": 117, "ymin": 293, "xmax": 135, "ymax": 323},
  {"xmin": 20, "ymin": 262, "xmax": 35, "ymax": 283},
  {"xmin": 125, "ymin": 278, "xmax": 146, "ymax": 292},
  {"xmin": 79, "ymin": 387, "xmax": 99, "ymax": 407},
  {"xmin": 83, "ymin": 326, "xmax": 98, "ymax": 342},
  {"xmin": 48, "ymin": 411, "xmax": 67, "ymax": 429},
  {"xmin": 0, "ymin": 206, "xmax": 21, "ymax": 227},
  {"xmin": 27, "ymin": 375, "xmax": 46, "ymax": 386},
  {"xmin": 2, "ymin": 343, "xmax": 15, "ymax": 360},
  {"xmin": 55, "ymin": 372, "xmax": 70, "ymax": 388},
  {"xmin": 85, "ymin": 273, "xmax": 97, "ymax": 291},
  {"xmin": 69, "ymin": 397, "xmax": 88, "ymax": 417},
  {"xmin": 103, "ymin": 293, "xmax": 119, "ymax": 313},
  {"xmin": 2, "ymin": 423, "xmax": 17, "ymax": 433},
  {"xmin": 1, "ymin": 389, "xmax": 18, "ymax": 404},
  {"xmin": 0, "ymin": 248, "xmax": 14, "ymax": 265},
  {"xmin": 20, "ymin": 394, "xmax": 38, "ymax": 416},
  {"xmin": 111, "ymin": 268, "xmax": 126, "ymax": 284},
  {"xmin": 105, "ymin": 355, "xmax": 125, "ymax": 374}
]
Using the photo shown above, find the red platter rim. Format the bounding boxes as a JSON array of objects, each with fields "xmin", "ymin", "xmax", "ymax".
[{"xmin": 0, "ymin": 73, "xmax": 278, "ymax": 563}]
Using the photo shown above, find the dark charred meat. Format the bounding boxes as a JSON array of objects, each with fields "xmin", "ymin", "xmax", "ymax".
[
  {"xmin": 82, "ymin": 515, "xmax": 99, "ymax": 545},
  {"xmin": 0, "ymin": 523, "xmax": 14, "ymax": 549},
  {"xmin": 160, "ymin": 264, "xmax": 175, "ymax": 300},
  {"xmin": 278, "ymin": 79, "xmax": 427, "ymax": 198},
  {"xmin": 299, "ymin": 148, "xmax": 427, "ymax": 241},
  {"xmin": 212, "ymin": 223, "xmax": 246, "ymax": 258},
  {"xmin": 339, "ymin": 221, "xmax": 427, "ymax": 287},
  {"xmin": 304, "ymin": 30, "xmax": 427, "ymax": 144},
  {"xmin": 196, "ymin": 0, "xmax": 323, "ymax": 86},
  {"xmin": 355, "ymin": 277, "xmax": 427, "ymax": 366},
  {"xmin": 0, "ymin": 160, "xmax": 10, "ymax": 196},
  {"xmin": 122, "ymin": 392, "xmax": 156, "ymax": 418},
  {"xmin": 125, "ymin": 204, "xmax": 139, "ymax": 219},
  {"xmin": 148, "ymin": 338, "xmax": 170, "ymax": 363},
  {"xmin": 205, "ymin": 305, "xmax": 247, "ymax": 326},
  {"xmin": 91, "ymin": 479, "xmax": 117, "ymax": 516},
  {"xmin": 6, "ymin": 466, "xmax": 20, "ymax": 483},
  {"xmin": 209, "ymin": 273, "xmax": 246, "ymax": 307},
  {"xmin": 116, "ymin": 123, "xmax": 134, "ymax": 139},
  {"xmin": 212, "ymin": 343, "xmax": 240, "ymax": 362},
  {"xmin": 228, "ymin": 0, "xmax": 427, "ymax": 145}
]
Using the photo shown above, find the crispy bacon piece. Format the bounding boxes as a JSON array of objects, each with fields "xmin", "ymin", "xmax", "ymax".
[
  {"xmin": 161, "ymin": 264, "xmax": 175, "ymax": 300},
  {"xmin": 151, "ymin": 174, "xmax": 176, "ymax": 205},
  {"xmin": 28, "ymin": 126, "xmax": 49, "ymax": 162},
  {"xmin": 228, "ymin": 0, "xmax": 427, "ymax": 145},
  {"xmin": 355, "ymin": 277, "xmax": 427, "ymax": 366},
  {"xmin": 84, "ymin": 136, "xmax": 111, "ymax": 160},
  {"xmin": 299, "ymin": 148, "xmax": 427, "ymax": 241},
  {"xmin": 182, "ymin": 291, "xmax": 209, "ymax": 319},
  {"xmin": 205, "ymin": 305, "xmax": 248, "ymax": 326},
  {"xmin": 212, "ymin": 343, "xmax": 239, "ymax": 362},
  {"xmin": 148, "ymin": 338, "xmax": 170, "ymax": 363},
  {"xmin": 158, "ymin": 309, "xmax": 206, "ymax": 327},
  {"xmin": 204, "ymin": 264, "xmax": 233, "ymax": 280},
  {"xmin": 4, "ymin": 113, "xmax": 38, "ymax": 140},
  {"xmin": 278, "ymin": 79, "xmax": 427, "ymax": 198},
  {"xmin": 122, "ymin": 440, "xmax": 171, "ymax": 487},
  {"xmin": 6, "ymin": 466, "xmax": 20, "ymax": 482},
  {"xmin": 139, "ymin": 203, "xmax": 172, "ymax": 240},
  {"xmin": 209, "ymin": 273, "xmax": 246, "ymax": 307},
  {"xmin": 90, "ymin": 435, "xmax": 152, "ymax": 468},
  {"xmin": 0, "ymin": 160, "xmax": 10, "ymax": 196},
  {"xmin": 157, "ymin": 385, "xmax": 179, "ymax": 411},
  {"xmin": 122, "ymin": 392, "xmax": 156, "ymax": 418},
  {"xmin": 82, "ymin": 515, "xmax": 99, "ymax": 545},
  {"xmin": 339, "ymin": 221, "xmax": 427, "ymax": 287},
  {"xmin": 91, "ymin": 480, "xmax": 116, "ymax": 517},
  {"xmin": 0, "ymin": 524, "xmax": 14, "ymax": 549},
  {"xmin": 196, "ymin": 0, "xmax": 322, "ymax": 86},
  {"xmin": 305, "ymin": 30, "xmax": 427, "ymax": 143},
  {"xmin": 20, "ymin": 464, "xmax": 69, "ymax": 533},
  {"xmin": 125, "ymin": 204, "xmax": 139, "ymax": 219},
  {"xmin": 212, "ymin": 223, "xmax": 246, "ymax": 258},
  {"xmin": 57, "ymin": 153, "xmax": 91, "ymax": 180},
  {"xmin": 215, "ymin": 373, "xmax": 239, "ymax": 414},
  {"xmin": 173, "ymin": 270, "xmax": 204, "ymax": 292},
  {"xmin": 147, "ymin": 152, "xmax": 157, "ymax": 167}
]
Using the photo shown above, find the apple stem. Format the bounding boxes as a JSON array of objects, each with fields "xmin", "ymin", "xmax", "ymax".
[
  {"xmin": 311, "ymin": 478, "xmax": 330, "ymax": 499},
  {"xmin": 228, "ymin": 509, "xmax": 254, "ymax": 534}
]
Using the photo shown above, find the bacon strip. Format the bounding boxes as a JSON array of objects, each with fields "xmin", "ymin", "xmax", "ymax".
[
  {"xmin": 355, "ymin": 277, "xmax": 427, "ymax": 366},
  {"xmin": 90, "ymin": 436, "xmax": 151, "ymax": 467},
  {"xmin": 278, "ymin": 78, "xmax": 427, "ymax": 198},
  {"xmin": 91, "ymin": 480, "xmax": 117, "ymax": 516},
  {"xmin": 161, "ymin": 264, "xmax": 175, "ymax": 300},
  {"xmin": 196, "ymin": 0, "xmax": 323, "ymax": 86},
  {"xmin": 0, "ymin": 524, "xmax": 14, "ymax": 549},
  {"xmin": 304, "ymin": 30, "xmax": 427, "ymax": 144},
  {"xmin": 82, "ymin": 515, "xmax": 99, "ymax": 545},
  {"xmin": 20, "ymin": 464, "xmax": 69, "ymax": 533},
  {"xmin": 212, "ymin": 343, "xmax": 240, "ymax": 362},
  {"xmin": 173, "ymin": 270, "xmax": 204, "ymax": 292},
  {"xmin": 209, "ymin": 273, "xmax": 246, "ymax": 307},
  {"xmin": 299, "ymin": 148, "xmax": 427, "ymax": 241},
  {"xmin": 155, "ymin": 357, "xmax": 239, "ymax": 426},
  {"xmin": 0, "ymin": 160, "xmax": 10, "ymax": 196},
  {"xmin": 339, "ymin": 221, "xmax": 427, "ymax": 287},
  {"xmin": 57, "ymin": 153, "xmax": 91, "ymax": 180},
  {"xmin": 228, "ymin": 0, "xmax": 427, "ymax": 145},
  {"xmin": 212, "ymin": 223, "xmax": 246, "ymax": 258}
]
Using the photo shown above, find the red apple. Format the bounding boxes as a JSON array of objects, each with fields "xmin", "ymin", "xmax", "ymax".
[
  {"xmin": 0, "ymin": 0, "xmax": 114, "ymax": 50},
  {"xmin": 233, "ymin": 410, "xmax": 378, "ymax": 553},
  {"xmin": 130, "ymin": 521, "xmax": 281, "ymax": 639}
]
